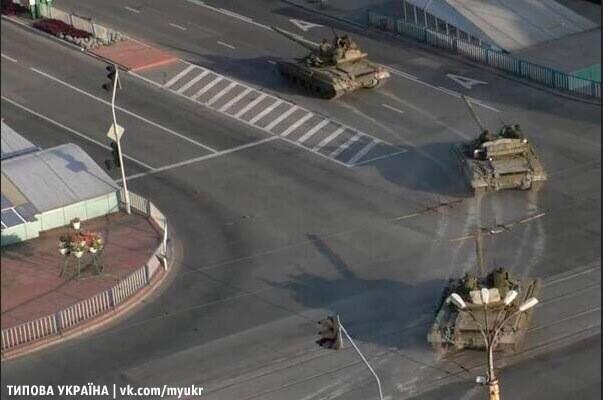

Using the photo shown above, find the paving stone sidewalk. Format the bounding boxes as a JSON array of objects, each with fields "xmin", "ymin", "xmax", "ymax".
[{"xmin": 1, "ymin": 212, "xmax": 161, "ymax": 329}]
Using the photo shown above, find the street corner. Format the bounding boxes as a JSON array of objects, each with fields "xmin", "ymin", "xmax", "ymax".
[{"xmin": 90, "ymin": 38, "xmax": 179, "ymax": 72}]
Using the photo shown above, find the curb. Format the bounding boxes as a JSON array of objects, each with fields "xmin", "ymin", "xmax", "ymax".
[
  {"xmin": 280, "ymin": 1, "xmax": 601, "ymax": 105},
  {"xmin": 0, "ymin": 227, "xmax": 178, "ymax": 362}
]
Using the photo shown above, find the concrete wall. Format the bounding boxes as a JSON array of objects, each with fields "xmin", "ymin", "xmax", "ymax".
[{"xmin": 1, "ymin": 192, "xmax": 119, "ymax": 246}]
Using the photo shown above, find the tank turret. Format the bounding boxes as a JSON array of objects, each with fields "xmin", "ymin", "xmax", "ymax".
[
  {"xmin": 271, "ymin": 26, "xmax": 389, "ymax": 99},
  {"xmin": 453, "ymin": 96, "xmax": 547, "ymax": 193}
]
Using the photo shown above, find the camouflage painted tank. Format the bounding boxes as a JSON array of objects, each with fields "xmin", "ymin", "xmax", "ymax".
[
  {"xmin": 272, "ymin": 27, "xmax": 390, "ymax": 99},
  {"xmin": 454, "ymin": 96, "xmax": 547, "ymax": 194},
  {"xmin": 427, "ymin": 268, "xmax": 541, "ymax": 354}
]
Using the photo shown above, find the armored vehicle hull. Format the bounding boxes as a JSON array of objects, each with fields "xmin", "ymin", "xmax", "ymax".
[
  {"xmin": 427, "ymin": 269, "xmax": 541, "ymax": 355},
  {"xmin": 272, "ymin": 26, "xmax": 389, "ymax": 99},
  {"xmin": 456, "ymin": 96, "xmax": 547, "ymax": 194},
  {"xmin": 454, "ymin": 139, "xmax": 547, "ymax": 194},
  {"xmin": 277, "ymin": 58, "xmax": 389, "ymax": 99}
]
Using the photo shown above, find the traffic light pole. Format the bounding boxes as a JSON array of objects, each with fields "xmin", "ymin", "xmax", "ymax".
[
  {"xmin": 339, "ymin": 322, "xmax": 384, "ymax": 400},
  {"xmin": 111, "ymin": 67, "xmax": 131, "ymax": 214}
]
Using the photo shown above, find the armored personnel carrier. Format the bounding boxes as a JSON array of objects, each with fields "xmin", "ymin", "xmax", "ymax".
[
  {"xmin": 427, "ymin": 267, "xmax": 541, "ymax": 355},
  {"xmin": 272, "ymin": 27, "xmax": 390, "ymax": 99},
  {"xmin": 454, "ymin": 96, "xmax": 547, "ymax": 194}
]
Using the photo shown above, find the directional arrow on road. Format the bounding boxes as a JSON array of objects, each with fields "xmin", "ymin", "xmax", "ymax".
[
  {"xmin": 289, "ymin": 18, "xmax": 324, "ymax": 32},
  {"xmin": 446, "ymin": 73, "xmax": 488, "ymax": 89}
]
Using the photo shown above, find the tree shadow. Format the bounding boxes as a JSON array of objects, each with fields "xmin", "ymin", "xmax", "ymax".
[{"xmin": 263, "ymin": 233, "xmax": 448, "ymax": 351}]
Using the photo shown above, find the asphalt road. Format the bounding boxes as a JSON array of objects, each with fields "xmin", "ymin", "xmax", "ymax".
[{"xmin": 1, "ymin": 1, "xmax": 601, "ymax": 399}]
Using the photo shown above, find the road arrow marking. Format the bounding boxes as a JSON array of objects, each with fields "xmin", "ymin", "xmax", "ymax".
[
  {"xmin": 289, "ymin": 18, "xmax": 324, "ymax": 32},
  {"xmin": 446, "ymin": 73, "xmax": 488, "ymax": 89}
]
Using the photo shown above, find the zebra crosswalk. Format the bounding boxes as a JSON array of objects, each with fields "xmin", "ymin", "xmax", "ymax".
[{"xmin": 132, "ymin": 60, "xmax": 406, "ymax": 167}]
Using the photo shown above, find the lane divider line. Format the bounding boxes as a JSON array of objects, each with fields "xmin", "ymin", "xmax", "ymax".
[
  {"xmin": 169, "ymin": 23, "xmax": 187, "ymax": 31},
  {"xmin": 1, "ymin": 53, "xmax": 17, "ymax": 63},
  {"xmin": 1, "ymin": 96, "xmax": 155, "ymax": 170},
  {"xmin": 29, "ymin": 67, "xmax": 218, "ymax": 153},
  {"xmin": 125, "ymin": 136, "xmax": 279, "ymax": 180},
  {"xmin": 124, "ymin": 6, "xmax": 140, "ymax": 14}
]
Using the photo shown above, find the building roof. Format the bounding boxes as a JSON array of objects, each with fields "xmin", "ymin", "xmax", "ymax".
[
  {"xmin": 1, "ymin": 143, "xmax": 119, "ymax": 214},
  {"xmin": 406, "ymin": 0, "xmax": 596, "ymax": 51},
  {"xmin": 1, "ymin": 120, "xmax": 40, "ymax": 160}
]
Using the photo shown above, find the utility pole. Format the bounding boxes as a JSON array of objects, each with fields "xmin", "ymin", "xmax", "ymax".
[
  {"xmin": 104, "ymin": 64, "xmax": 130, "ymax": 214},
  {"xmin": 316, "ymin": 314, "xmax": 383, "ymax": 400}
]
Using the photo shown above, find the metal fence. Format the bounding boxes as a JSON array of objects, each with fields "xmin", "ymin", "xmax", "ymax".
[
  {"xmin": 1, "ymin": 191, "xmax": 168, "ymax": 354},
  {"xmin": 368, "ymin": 12, "xmax": 601, "ymax": 99}
]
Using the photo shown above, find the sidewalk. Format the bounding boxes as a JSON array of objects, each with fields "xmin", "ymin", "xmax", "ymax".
[{"xmin": 1, "ymin": 212, "xmax": 160, "ymax": 330}]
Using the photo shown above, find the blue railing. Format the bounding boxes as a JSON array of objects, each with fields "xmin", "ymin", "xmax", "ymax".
[{"xmin": 368, "ymin": 12, "xmax": 601, "ymax": 99}]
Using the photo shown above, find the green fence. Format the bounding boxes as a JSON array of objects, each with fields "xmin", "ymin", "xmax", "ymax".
[{"xmin": 368, "ymin": 12, "xmax": 601, "ymax": 99}]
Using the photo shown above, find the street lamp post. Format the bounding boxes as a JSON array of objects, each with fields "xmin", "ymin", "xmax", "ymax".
[
  {"xmin": 106, "ymin": 64, "xmax": 131, "ymax": 214},
  {"xmin": 449, "ymin": 290, "xmax": 538, "ymax": 400}
]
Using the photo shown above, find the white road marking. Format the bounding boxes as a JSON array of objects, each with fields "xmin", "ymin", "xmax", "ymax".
[
  {"xmin": 249, "ymin": 99, "xmax": 282, "ymax": 124},
  {"xmin": 352, "ymin": 148, "xmax": 408, "ymax": 166},
  {"xmin": 185, "ymin": 0, "xmax": 271, "ymax": 30},
  {"xmin": 206, "ymin": 81, "xmax": 238, "ymax": 106},
  {"xmin": 164, "ymin": 65, "xmax": 195, "ymax": 88},
  {"xmin": 280, "ymin": 112, "xmax": 314, "ymax": 137},
  {"xmin": 384, "ymin": 66, "xmax": 500, "ymax": 112},
  {"xmin": 446, "ymin": 73, "xmax": 488, "ymax": 89},
  {"xmin": 126, "ymin": 136, "xmax": 279, "ymax": 180},
  {"xmin": 1, "ymin": 53, "xmax": 17, "ymax": 63},
  {"xmin": 289, "ymin": 18, "xmax": 324, "ymax": 32},
  {"xmin": 347, "ymin": 139, "xmax": 378, "ymax": 164},
  {"xmin": 437, "ymin": 86, "xmax": 460, "ymax": 96},
  {"xmin": 313, "ymin": 126, "xmax": 345, "ymax": 152},
  {"xmin": 217, "ymin": 40, "xmax": 236, "ymax": 50},
  {"xmin": 218, "ymin": 8, "xmax": 253, "ymax": 23},
  {"xmin": 219, "ymin": 87, "xmax": 252, "ymax": 112},
  {"xmin": 234, "ymin": 94, "xmax": 266, "ymax": 118},
  {"xmin": 176, "ymin": 70, "xmax": 210, "ymax": 93},
  {"xmin": 191, "ymin": 76, "xmax": 223, "ymax": 100},
  {"xmin": 124, "ymin": 6, "xmax": 140, "ymax": 13},
  {"xmin": 264, "ymin": 105, "xmax": 298, "ymax": 131},
  {"xmin": 2, "ymin": 96, "xmax": 154, "ymax": 170},
  {"xmin": 330, "ymin": 133, "xmax": 362, "ymax": 158},
  {"xmin": 267, "ymin": 60, "xmax": 276, "ymax": 65},
  {"xmin": 29, "ymin": 67, "xmax": 218, "ymax": 153},
  {"xmin": 381, "ymin": 103, "xmax": 405, "ymax": 115},
  {"xmin": 297, "ymin": 119, "xmax": 330, "ymax": 144},
  {"xmin": 169, "ymin": 23, "xmax": 187, "ymax": 31}
]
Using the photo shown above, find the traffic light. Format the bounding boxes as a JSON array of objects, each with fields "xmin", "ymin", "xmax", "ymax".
[
  {"xmin": 110, "ymin": 141, "xmax": 121, "ymax": 168},
  {"xmin": 317, "ymin": 315, "xmax": 343, "ymax": 350},
  {"xmin": 103, "ymin": 65, "xmax": 117, "ymax": 91}
]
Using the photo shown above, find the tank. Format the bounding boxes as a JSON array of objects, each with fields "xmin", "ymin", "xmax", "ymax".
[
  {"xmin": 272, "ymin": 27, "xmax": 390, "ymax": 99},
  {"xmin": 454, "ymin": 96, "xmax": 547, "ymax": 194},
  {"xmin": 427, "ymin": 267, "xmax": 541, "ymax": 355}
]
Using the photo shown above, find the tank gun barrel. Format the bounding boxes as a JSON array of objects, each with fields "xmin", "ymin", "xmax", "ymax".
[
  {"xmin": 461, "ymin": 95, "xmax": 487, "ymax": 133},
  {"xmin": 271, "ymin": 26, "xmax": 318, "ymax": 52}
]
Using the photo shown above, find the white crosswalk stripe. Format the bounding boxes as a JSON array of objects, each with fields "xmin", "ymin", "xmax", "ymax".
[
  {"xmin": 234, "ymin": 94, "xmax": 266, "ymax": 118},
  {"xmin": 313, "ymin": 127, "xmax": 345, "ymax": 152},
  {"xmin": 347, "ymin": 139, "xmax": 379, "ymax": 164},
  {"xmin": 135, "ymin": 61, "xmax": 407, "ymax": 167},
  {"xmin": 281, "ymin": 113, "xmax": 314, "ymax": 137},
  {"xmin": 164, "ymin": 65, "xmax": 195, "ymax": 88},
  {"xmin": 297, "ymin": 119, "xmax": 330, "ymax": 144},
  {"xmin": 176, "ymin": 70, "xmax": 210, "ymax": 93},
  {"xmin": 265, "ymin": 105, "xmax": 298, "ymax": 131},
  {"xmin": 191, "ymin": 76, "xmax": 223, "ymax": 100},
  {"xmin": 219, "ymin": 88, "xmax": 252, "ymax": 112},
  {"xmin": 207, "ymin": 82, "xmax": 238, "ymax": 106},
  {"xmin": 330, "ymin": 133, "xmax": 362, "ymax": 158},
  {"xmin": 249, "ymin": 100, "xmax": 282, "ymax": 124}
]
